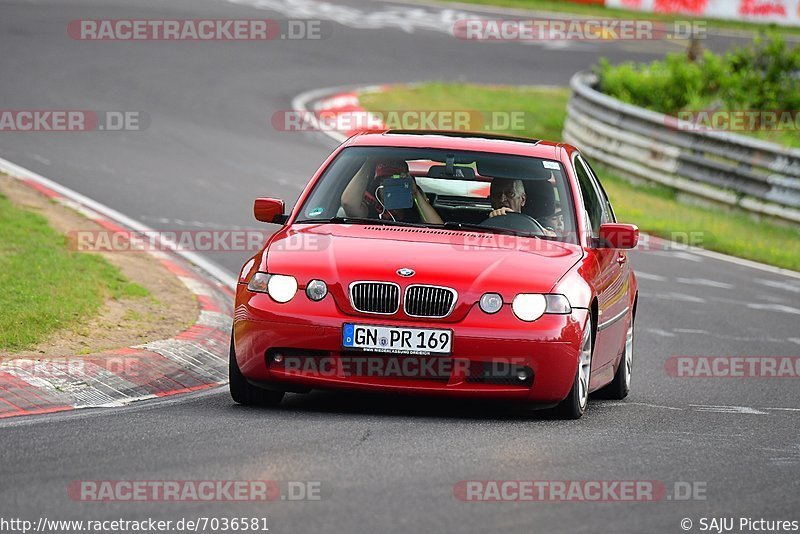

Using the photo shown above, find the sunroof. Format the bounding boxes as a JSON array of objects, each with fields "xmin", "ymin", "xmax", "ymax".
[{"xmin": 384, "ymin": 130, "xmax": 541, "ymax": 145}]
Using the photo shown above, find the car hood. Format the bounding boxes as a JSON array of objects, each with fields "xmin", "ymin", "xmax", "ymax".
[{"xmin": 265, "ymin": 224, "xmax": 583, "ymax": 318}]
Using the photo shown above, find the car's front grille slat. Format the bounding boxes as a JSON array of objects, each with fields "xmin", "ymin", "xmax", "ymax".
[
  {"xmin": 404, "ymin": 285, "xmax": 456, "ymax": 318},
  {"xmin": 350, "ymin": 281, "xmax": 399, "ymax": 314}
]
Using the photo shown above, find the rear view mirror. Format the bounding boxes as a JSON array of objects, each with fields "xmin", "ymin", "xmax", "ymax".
[
  {"xmin": 427, "ymin": 165, "xmax": 476, "ymax": 180},
  {"xmin": 254, "ymin": 197, "xmax": 286, "ymax": 224},
  {"xmin": 598, "ymin": 223, "xmax": 639, "ymax": 249}
]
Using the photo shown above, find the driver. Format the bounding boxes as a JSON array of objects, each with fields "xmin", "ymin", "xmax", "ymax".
[
  {"xmin": 341, "ymin": 158, "xmax": 442, "ymax": 224},
  {"xmin": 488, "ymin": 178, "xmax": 526, "ymax": 218},
  {"xmin": 488, "ymin": 178, "xmax": 559, "ymax": 237}
]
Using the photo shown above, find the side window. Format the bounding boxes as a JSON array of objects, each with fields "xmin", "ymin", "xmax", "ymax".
[
  {"xmin": 573, "ymin": 155, "xmax": 603, "ymax": 236},
  {"xmin": 579, "ymin": 156, "xmax": 616, "ymax": 224}
]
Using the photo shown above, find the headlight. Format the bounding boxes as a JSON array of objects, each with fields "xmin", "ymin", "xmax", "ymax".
[
  {"xmin": 511, "ymin": 294, "xmax": 547, "ymax": 322},
  {"xmin": 305, "ymin": 279, "xmax": 328, "ymax": 301},
  {"xmin": 479, "ymin": 293, "xmax": 503, "ymax": 314},
  {"xmin": 247, "ymin": 272, "xmax": 297, "ymax": 303},
  {"xmin": 267, "ymin": 274, "xmax": 298, "ymax": 303},
  {"xmin": 511, "ymin": 293, "xmax": 573, "ymax": 321}
]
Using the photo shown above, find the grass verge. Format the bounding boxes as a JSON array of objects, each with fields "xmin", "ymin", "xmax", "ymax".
[
  {"xmin": 0, "ymin": 191, "xmax": 148, "ymax": 351},
  {"xmin": 437, "ymin": 0, "xmax": 800, "ymax": 36},
  {"xmin": 359, "ymin": 82, "xmax": 800, "ymax": 271}
]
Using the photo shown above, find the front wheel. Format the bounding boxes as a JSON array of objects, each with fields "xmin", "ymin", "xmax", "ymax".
[
  {"xmin": 229, "ymin": 331, "xmax": 285, "ymax": 407},
  {"xmin": 554, "ymin": 315, "xmax": 593, "ymax": 419}
]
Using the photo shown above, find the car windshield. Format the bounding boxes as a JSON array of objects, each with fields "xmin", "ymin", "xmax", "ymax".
[{"xmin": 295, "ymin": 146, "xmax": 577, "ymax": 243}]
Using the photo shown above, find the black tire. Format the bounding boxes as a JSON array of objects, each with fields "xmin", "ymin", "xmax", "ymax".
[
  {"xmin": 229, "ymin": 331, "xmax": 285, "ymax": 407},
  {"xmin": 600, "ymin": 316, "xmax": 634, "ymax": 400},
  {"xmin": 554, "ymin": 314, "xmax": 593, "ymax": 420}
]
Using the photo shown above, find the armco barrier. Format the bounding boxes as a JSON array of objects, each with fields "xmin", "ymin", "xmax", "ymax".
[{"xmin": 563, "ymin": 71, "xmax": 800, "ymax": 224}]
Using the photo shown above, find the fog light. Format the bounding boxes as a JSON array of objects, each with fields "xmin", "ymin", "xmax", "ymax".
[
  {"xmin": 273, "ymin": 352, "xmax": 284, "ymax": 363},
  {"xmin": 306, "ymin": 279, "xmax": 328, "ymax": 301},
  {"xmin": 516, "ymin": 368, "xmax": 530, "ymax": 382},
  {"xmin": 479, "ymin": 293, "xmax": 503, "ymax": 314}
]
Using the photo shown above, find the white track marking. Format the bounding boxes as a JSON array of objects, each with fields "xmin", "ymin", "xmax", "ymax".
[
  {"xmin": 676, "ymin": 277, "xmax": 734, "ymax": 289},
  {"xmin": 634, "ymin": 271, "xmax": 667, "ymax": 282},
  {"xmin": 227, "ymin": 0, "xmax": 584, "ymax": 50},
  {"xmin": 647, "ymin": 250, "xmax": 703, "ymax": 262},
  {"xmin": 139, "ymin": 216, "xmax": 255, "ymax": 230},
  {"xmin": 686, "ymin": 247, "xmax": 800, "ymax": 280},
  {"xmin": 756, "ymin": 278, "xmax": 800, "ymax": 293},
  {"xmin": 747, "ymin": 303, "xmax": 800, "ymax": 315},
  {"xmin": 381, "ymin": 0, "xmax": 798, "ymax": 41},
  {"xmin": 646, "ymin": 328, "xmax": 676, "ymax": 337},
  {"xmin": 601, "ymin": 402, "xmax": 684, "ymax": 411},
  {"xmin": 764, "ymin": 444, "xmax": 800, "ymax": 465},
  {"xmin": 690, "ymin": 405, "xmax": 769, "ymax": 415},
  {"xmin": 0, "ymin": 158, "xmax": 236, "ymax": 289},
  {"xmin": 662, "ymin": 328, "xmax": 786, "ymax": 343},
  {"xmin": 603, "ymin": 403, "xmax": 798, "ymax": 415},
  {"xmin": 648, "ymin": 292, "xmax": 707, "ymax": 303}
]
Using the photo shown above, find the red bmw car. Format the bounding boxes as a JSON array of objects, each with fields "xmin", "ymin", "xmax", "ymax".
[{"xmin": 231, "ymin": 130, "xmax": 638, "ymax": 418}]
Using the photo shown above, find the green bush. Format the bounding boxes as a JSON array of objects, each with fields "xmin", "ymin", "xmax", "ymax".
[{"xmin": 597, "ymin": 33, "xmax": 800, "ymax": 115}]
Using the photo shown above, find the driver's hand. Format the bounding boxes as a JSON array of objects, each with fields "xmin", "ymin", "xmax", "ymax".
[{"xmin": 488, "ymin": 207, "xmax": 515, "ymax": 218}]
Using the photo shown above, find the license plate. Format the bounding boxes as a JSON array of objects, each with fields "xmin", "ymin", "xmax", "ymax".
[{"xmin": 342, "ymin": 323, "xmax": 452, "ymax": 355}]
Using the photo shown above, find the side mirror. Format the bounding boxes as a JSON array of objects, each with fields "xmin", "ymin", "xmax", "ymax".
[
  {"xmin": 598, "ymin": 223, "xmax": 639, "ymax": 249},
  {"xmin": 254, "ymin": 197, "xmax": 286, "ymax": 224}
]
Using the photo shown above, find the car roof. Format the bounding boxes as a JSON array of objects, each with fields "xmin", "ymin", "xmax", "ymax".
[{"xmin": 342, "ymin": 130, "xmax": 573, "ymax": 160}]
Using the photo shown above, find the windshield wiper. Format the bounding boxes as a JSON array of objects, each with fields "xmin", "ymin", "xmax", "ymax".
[
  {"xmin": 296, "ymin": 217, "xmax": 548, "ymax": 239},
  {"xmin": 295, "ymin": 216, "xmax": 428, "ymax": 228},
  {"xmin": 442, "ymin": 221, "xmax": 539, "ymax": 238}
]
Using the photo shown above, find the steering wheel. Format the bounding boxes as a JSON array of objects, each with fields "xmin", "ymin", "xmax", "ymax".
[{"xmin": 479, "ymin": 211, "xmax": 548, "ymax": 236}]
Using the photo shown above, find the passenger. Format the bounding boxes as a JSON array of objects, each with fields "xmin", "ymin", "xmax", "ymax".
[{"xmin": 341, "ymin": 158, "xmax": 443, "ymax": 224}]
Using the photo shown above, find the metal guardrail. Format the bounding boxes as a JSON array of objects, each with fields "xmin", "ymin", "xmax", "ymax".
[{"xmin": 563, "ymin": 71, "xmax": 800, "ymax": 224}]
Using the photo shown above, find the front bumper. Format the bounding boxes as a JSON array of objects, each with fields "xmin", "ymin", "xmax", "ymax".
[{"xmin": 234, "ymin": 289, "xmax": 589, "ymax": 404}]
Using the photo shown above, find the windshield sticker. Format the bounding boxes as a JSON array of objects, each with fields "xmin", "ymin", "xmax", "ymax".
[
  {"xmin": 542, "ymin": 161, "xmax": 560, "ymax": 170},
  {"xmin": 308, "ymin": 207, "xmax": 325, "ymax": 217}
]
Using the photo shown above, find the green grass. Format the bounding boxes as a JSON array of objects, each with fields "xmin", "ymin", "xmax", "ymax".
[
  {"xmin": 0, "ymin": 193, "xmax": 148, "ymax": 351},
  {"xmin": 360, "ymin": 82, "xmax": 800, "ymax": 271},
  {"xmin": 439, "ymin": 0, "xmax": 800, "ymax": 36},
  {"xmin": 360, "ymin": 82, "xmax": 569, "ymax": 141},
  {"xmin": 600, "ymin": 175, "xmax": 800, "ymax": 271}
]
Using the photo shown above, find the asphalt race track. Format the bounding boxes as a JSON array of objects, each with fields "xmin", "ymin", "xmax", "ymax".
[{"xmin": 1, "ymin": 0, "xmax": 799, "ymax": 532}]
